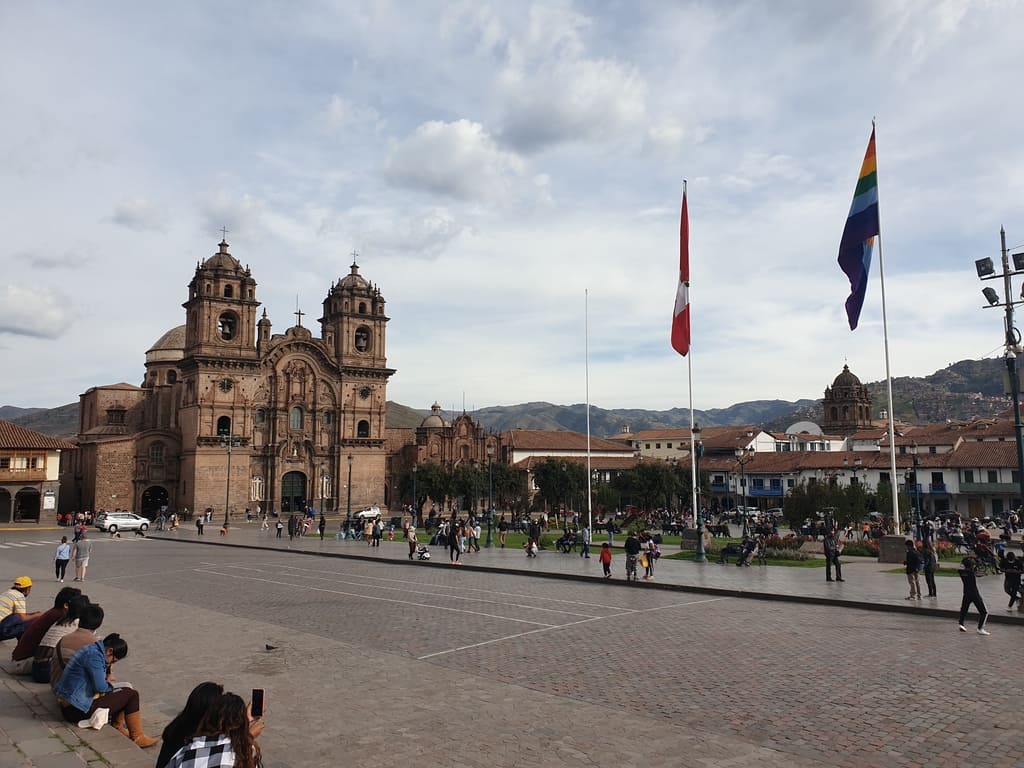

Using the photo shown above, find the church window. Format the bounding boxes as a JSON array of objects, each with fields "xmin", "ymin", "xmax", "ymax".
[
  {"xmin": 217, "ymin": 416, "xmax": 231, "ymax": 436},
  {"xmin": 354, "ymin": 326, "xmax": 371, "ymax": 352},
  {"xmin": 290, "ymin": 407, "xmax": 304, "ymax": 430},
  {"xmin": 255, "ymin": 408, "xmax": 266, "ymax": 425},
  {"xmin": 358, "ymin": 302, "xmax": 367, "ymax": 314},
  {"xmin": 842, "ymin": 406, "xmax": 849, "ymax": 420},
  {"xmin": 149, "ymin": 443, "xmax": 164, "ymax": 464},
  {"xmin": 106, "ymin": 409, "xmax": 125, "ymax": 426},
  {"xmin": 217, "ymin": 312, "xmax": 237, "ymax": 341},
  {"xmin": 830, "ymin": 407, "xmax": 838, "ymax": 421},
  {"xmin": 205, "ymin": 283, "xmax": 212, "ymax": 294},
  {"xmin": 224, "ymin": 284, "xmax": 234, "ymax": 298},
  {"xmin": 357, "ymin": 419, "xmax": 369, "ymax": 438},
  {"xmin": 167, "ymin": 371, "xmax": 177, "ymax": 384},
  {"xmin": 322, "ymin": 411, "xmax": 333, "ymax": 427}
]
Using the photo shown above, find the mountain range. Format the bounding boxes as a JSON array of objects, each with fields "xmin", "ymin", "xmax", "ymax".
[{"xmin": 1, "ymin": 358, "xmax": 1014, "ymax": 439}]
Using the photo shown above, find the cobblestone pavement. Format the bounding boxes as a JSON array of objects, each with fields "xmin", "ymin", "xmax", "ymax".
[{"xmin": 0, "ymin": 530, "xmax": 1021, "ymax": 768}]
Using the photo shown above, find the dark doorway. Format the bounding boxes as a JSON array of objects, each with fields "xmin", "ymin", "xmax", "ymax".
[
  {"xmin": 281, "ymin": 471, "xmax": 307, "ymax": 513},
  {"xmin": 13, "ymin": 489, "xmax": 40, "ymax": 522},
  {"xmin": 141, "ymin": 486, "xmax": 169, "ymax": 516}
]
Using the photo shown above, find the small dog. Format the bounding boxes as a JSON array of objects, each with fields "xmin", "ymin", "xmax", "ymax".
[
  {"xmin": 219, "ymin": 526, "xmax": 229, "ymax": 536},
  {"xmin": 133, "ymin": 529, "xmax": 146, "ymax": 538}
]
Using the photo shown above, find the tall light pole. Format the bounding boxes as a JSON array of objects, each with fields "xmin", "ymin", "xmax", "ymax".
[
  {"xmin": 912, "ymin": 444, "xmax": 922, "ymax": 538},
  {"xmin": 735, "ymin": 446, "xmax": 754, "ymax": 538},
  {"xmin": 346, "ymin": 454, "xmax": 353, "ymax": 526},
  {"xmin": 411, "ymin": 464, "xmax": 418, "ymax": 526},
  {"xmin": 219, "ymin": 434, "xmax": 242, "ymax": 527},
  {"xmin": 319, "ymin": 462, "xmax": 325, "ymax": 523},
  {"xmin": 976, "ymin": 228, "xmax": 1024, "ymax": 517},
  {"xmin": 693, "ymin": 424, "xmax": 705, "ymax": 563},
  {"xmin": 486, "ymin": 443, "xmax": 495, "ymax": 548}
]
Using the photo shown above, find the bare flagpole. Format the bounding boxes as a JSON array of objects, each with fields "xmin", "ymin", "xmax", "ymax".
[{"xmin": 585, "ymin": 289, "xmax": 593, "ymax": 534}]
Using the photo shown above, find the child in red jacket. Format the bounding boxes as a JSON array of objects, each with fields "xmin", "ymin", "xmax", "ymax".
[{"xmin": 599, "ymin": 542, "xmax": 613, "ymax": 578}]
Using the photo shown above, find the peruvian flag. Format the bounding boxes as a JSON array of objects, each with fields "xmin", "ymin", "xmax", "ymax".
[{"xmin": 670, "ymin": 186, "xmax": 690, "ymax": 356}]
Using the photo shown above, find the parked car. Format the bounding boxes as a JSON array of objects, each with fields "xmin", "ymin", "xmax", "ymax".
[
  {"xmin": 94, "ymin": 511, "xmax": 151, "ymax": 533},
  {"xmin": 765, "ymin": 507, "xmax": 784, "ymax": 518}
]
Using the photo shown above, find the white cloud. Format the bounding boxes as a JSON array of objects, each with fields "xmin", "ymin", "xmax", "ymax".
[
  {"xmin": 198, "ymin": 189, "xmax": 267, "ymax": 241},
  {"xmin": 0, "ymin": 285, "xmax": 70, "ymax": 339},
  {"xmin": 383, "ymin": 119, "xmax": 525, "ymax": 201},
  {"xmin": 322, "ymin": 94, "xmax": 382, "ymax": 133}
]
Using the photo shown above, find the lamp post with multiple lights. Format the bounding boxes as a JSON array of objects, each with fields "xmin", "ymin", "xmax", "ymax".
[
  {"xmin": 975, "ymin": 229, "xmax": 1024, "ymax": 516},
  {"xmin": 345, "ymin": 454, "xmax": 353, "ymax": 526},
  {"xmin": 485, "ymin": 443, "xmax": 495, "ymax": 548},
  {"xmin": 219, "ymin": 434, "xmax": 243, "ymax": 527},
  {"xmin": 411, "ymin": 464, "xmax": 418, "ymax": 526},
  {"xmin": 735, "ymin": 446, "xmax": 755, "ymax": 538},
  {"xmin": 693, "ymin": 423, "xmax": 706, "ymax": 563}
]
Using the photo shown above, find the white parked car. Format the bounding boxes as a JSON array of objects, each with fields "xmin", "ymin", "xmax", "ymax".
[{"xmin": 94, "ymin": 511, "xmax": 151, "ymax": 533}]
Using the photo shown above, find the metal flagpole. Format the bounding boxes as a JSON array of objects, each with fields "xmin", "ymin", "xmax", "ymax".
[
  {"xmin": 873, "ymin": 124, "xmax": 901, "ymax": 535},
  {"xmin": 585, "ymin": 288, "xmax": 593, "ymax": 533}
]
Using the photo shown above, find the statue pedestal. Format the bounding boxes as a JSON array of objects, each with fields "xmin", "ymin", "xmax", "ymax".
[{"xmin": 878, "ymin": 534, "xmax": 911, "ymax": 564}]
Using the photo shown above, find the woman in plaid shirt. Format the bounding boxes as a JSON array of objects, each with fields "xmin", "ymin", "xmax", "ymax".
[{"xmin": 166, "ymin": 692, "xmax": 262, "ymax": 768}]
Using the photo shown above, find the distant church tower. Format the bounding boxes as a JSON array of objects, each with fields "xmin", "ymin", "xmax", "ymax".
[{"xmin": 822, "ymin": 365, "xmax": 873, "ymax": 433}]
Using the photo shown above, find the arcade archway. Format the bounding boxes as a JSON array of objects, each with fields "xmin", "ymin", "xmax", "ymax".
[{"xmin": 141, "ymin": 486, "xmax": 169, "ymax": 516}]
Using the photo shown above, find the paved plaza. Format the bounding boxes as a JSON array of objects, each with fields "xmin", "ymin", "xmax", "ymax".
[{"xmin": 0, "ymin": 526, "xmax": 1021, "ymax": 767}]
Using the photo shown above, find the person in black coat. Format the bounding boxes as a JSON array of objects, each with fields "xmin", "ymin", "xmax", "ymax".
[{"xmin": 958, "ymin": 557, "xmax": 990, "ymax": 634}]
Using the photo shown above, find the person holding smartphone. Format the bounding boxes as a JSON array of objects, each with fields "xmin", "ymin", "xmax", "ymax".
[{"xmin": 166, "ymin": 692, "xmax": 263, "ymax": 768}]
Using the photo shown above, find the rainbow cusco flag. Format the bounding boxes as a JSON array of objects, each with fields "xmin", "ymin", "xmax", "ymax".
[{"xmin": 837, "ymin": 128, "xmax": 880, "ymax": 330}]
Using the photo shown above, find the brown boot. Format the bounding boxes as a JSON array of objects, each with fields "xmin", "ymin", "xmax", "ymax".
[
  {"xmin": 125, "ymin": 711, "xmax": 159, "ymax": 748},
  {"xmin": 112, "ymin": 712, "xmax": 129, "ymax": 737}
]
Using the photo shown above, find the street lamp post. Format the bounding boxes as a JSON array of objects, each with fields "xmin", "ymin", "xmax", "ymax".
[
  {"xmin": 693, "ymin": 424, "xmax": 705, "ymax": 563},
  {"xmin": 976, "ymin": 228, "xmax": 1024, "ymax": 517},
  {"xmin": 319, "ymin": 462, "xmax": 325, "ymax": 524},
  {"xmin": 735, "ymin": 447, "xmax": 755, "ymax": 538},
  {"xmin": 346, "ymin": 454, "xmax": 353, "ymax": 527},
  {"xmin": 485, "ymin": 443, "xmax": 495, "ymax": 548},
  {"xmin": 411, "ymin": 464, "xmax": 418, "ymax": 526},
  {"xmin": 219, "ymin": 434, "xmax": 242, "ymax": 527}
]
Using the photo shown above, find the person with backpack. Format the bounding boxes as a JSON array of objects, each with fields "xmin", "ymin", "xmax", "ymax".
[
  {"xmin": 904, "ymin": 540, "xmax": 922, "ymax": 600},
  {"xmin": 921, "ymin": 541, "xmax": 938, "ymax": 598}
]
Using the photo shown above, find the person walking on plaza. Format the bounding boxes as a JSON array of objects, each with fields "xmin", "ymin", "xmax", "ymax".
[
  {"xmin": 606, "ymin": 517, "xmax": 615, "ymax": 545},
  {"xmin": 958, "ymin": 556, "xmax": 990, "ymax": 634},
  {"xmin": 904, "ymin": 540, "xmax": 922, "ymax": 600},
  {"xmin": 498, "ymin": 516, "xmax": 508, "ymax": 548},
  {"xmin": 1001, "ymin": 551, "xmax": 1022, "ymax": 609},
  {"xmin": 195, "ymin": 516, "xmax": 205, "ymax": 536},
  {"xmin": 371, "ymin": 517, "xmax": 383, "ymax": 547},
  {"xmin": 54, "ymin": 536, "xmax": 72, "ymax": 582},
  {"xmin": 287, "ymin": 514, "xmax": 297, "ymax": 541},
  {"xmin": 71, "ymin": 531, "xmax": 94, "ymax": 582},
  {"xmin": 599, "ymin": 542, "xmax": 613, "ymax": 577},
  {"xmin": 406, "ymin": 521, "xmax": 418, "ymax": 559},
  {"xmin": 318, "ymin": 514, "xmax": 326, "ymax": 541},
  {"xmin": 824, "ymin": 527, "xmax": 844, "ymax": 582},
  {"xmin": 449, "ymin": 519, "xmax": 463, "ymax": 565},
  {"xmin": 922, "ymin": 541, "xmax": 938, "ymax": 598},
  {"xmin": 579, "ymin": 524, "xmax": 591, "ymax": 559}
]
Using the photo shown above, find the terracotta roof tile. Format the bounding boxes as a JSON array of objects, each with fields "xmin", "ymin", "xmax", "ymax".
[
  {"xmin": 501, "ymin": 429, "xmax": 631, "ymax": 453},
  {"xmin": 0, "ymin": 420, "xmax": 76, "ymax": 451}
]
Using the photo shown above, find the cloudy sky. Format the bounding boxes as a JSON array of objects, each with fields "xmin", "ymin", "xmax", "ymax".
[{"xmin": 3, "ymin": 1, "xmax": 1023, "ymax": 414}]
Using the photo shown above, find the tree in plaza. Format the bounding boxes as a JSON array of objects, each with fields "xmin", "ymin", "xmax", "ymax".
[
  {"xmin": 531, "ymin": 459, "xmax": 587, "ymax": 521},
  {"xmin": 591, "ymin": 483, "xmax": 620, "ymax": 519},
  {"xmin": 406, "ymin": 461, "xmax": 453, "ymax": 515},
  {"xmin": 673, "ymin": 461, "xmax": 709, "ymax": 516},
  {"xmin": 490, "ymin": 461, "xmax": 528, "ymax": 517},
  {"xmin": 451, "ymin": 461, "xmax": 486, "ymax": 515},
  {"xmin": 618, "ymin": 460, "xmax": 678, "ymax": 512}
]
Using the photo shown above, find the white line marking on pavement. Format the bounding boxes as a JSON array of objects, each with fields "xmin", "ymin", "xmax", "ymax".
[
  {"xmin": 268, "ymin": 561, "xmax": 638, "ymax": 612},
  {"xmin": 0, "ymin": 544, "xmax": 9, "ymax": 549},
  {"xmin": 418, "ymin": 615, "xmax": 616, "ymax": 660},
  {"xmin": 416, "ymin": 597, "xmax": 732, "ymax": 660},
  {"xmin": 211, "ymin": 563, "xmax": 602, "ymax": 619},
  {"xmin": 4, "ymin": 543, "xmax": 28, "ymax": 547},
  {"xmin": 23, "ymin": 542, "xmax": 47, "ymax": 546},
  {"xmin": 192, "ymin": 568, "xmax": 558, "ymax": 627}
]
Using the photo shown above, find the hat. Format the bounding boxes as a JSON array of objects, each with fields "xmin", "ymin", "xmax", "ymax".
[{"xmin": 13, "ymin": 576, "xmax": 32, "ymax": 588}]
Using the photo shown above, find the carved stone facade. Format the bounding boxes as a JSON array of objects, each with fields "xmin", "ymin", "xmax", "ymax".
[{"xmin": 67, "ymin": 240, "xmax": 394, "ymax": 517}]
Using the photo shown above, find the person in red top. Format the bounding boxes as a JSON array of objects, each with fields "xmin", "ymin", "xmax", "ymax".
[
  {"xmin": 10, "ymin": 586, "xmax": 81, "ymax": 674},
  {"xmin": 599, "ymin": 542, "xmax": 613, "ymax": 578}
]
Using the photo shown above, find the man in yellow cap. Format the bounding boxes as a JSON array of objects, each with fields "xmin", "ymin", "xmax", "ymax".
[{"xmin": 0, "ymin": 577, "xmax": 44, "ymax": 641}]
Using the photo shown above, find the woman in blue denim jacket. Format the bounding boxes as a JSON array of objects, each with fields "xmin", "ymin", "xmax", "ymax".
[{"xmin": 53, "ymin": 633, "xmax": 159, "ymax": 748}]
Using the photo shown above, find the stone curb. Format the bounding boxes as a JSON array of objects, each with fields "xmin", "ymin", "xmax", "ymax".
[{"xmin": 151, "ymin": 535, "xmax": 1024, "ymax": 627}]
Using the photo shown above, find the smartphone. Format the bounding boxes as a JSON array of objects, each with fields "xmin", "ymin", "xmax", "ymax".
[{"xmin": 250, "ymin": 688, "xmax": 266, "ymax": 719}]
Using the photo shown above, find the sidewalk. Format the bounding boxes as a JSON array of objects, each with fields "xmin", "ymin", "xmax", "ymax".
[
  {"xmin": 0, "ymin": 672, "xmax": 150, "ymax": 768},
  {"xmin": 151, "ymin": 523, "xmax": 1024, "ymax": 626}
]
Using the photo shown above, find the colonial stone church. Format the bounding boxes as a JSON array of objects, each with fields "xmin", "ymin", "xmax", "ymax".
[{"xmin": 66, "ymin": 240, "xmax": 393, "ymax": 517}]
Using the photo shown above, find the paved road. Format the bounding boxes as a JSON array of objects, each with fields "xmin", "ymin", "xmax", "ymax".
[{"xmin": 0, "ymin": 530, "xmax": 1020, "ymax": 768}]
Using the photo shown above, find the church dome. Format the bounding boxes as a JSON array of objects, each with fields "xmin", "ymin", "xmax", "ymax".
[
  {"xmin": 201, "ymin": 240, "xmax": 242, "ymax": 271},
  {"xmin": 420, "ymin": 402, "xmax": 449, "ymax": 428},
  {"xmin": 831, "ymin": 365, "xmax": 862, "ymax": 388},
  {"xmin": 337, "ymin": 262, "xmax": 369, "ymax": 291},
  {"xmin": 146, "ymin": 324, "xmax": 186, "ymax": 363}
]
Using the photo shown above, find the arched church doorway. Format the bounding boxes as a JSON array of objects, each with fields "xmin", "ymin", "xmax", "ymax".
[
  {"xmin": 281, "ymin": 471, "xmax": 307, "ymax": 513},
  {"xmin": 141, "ymin": 486, "xmax": 169, "ymax": 516}
]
